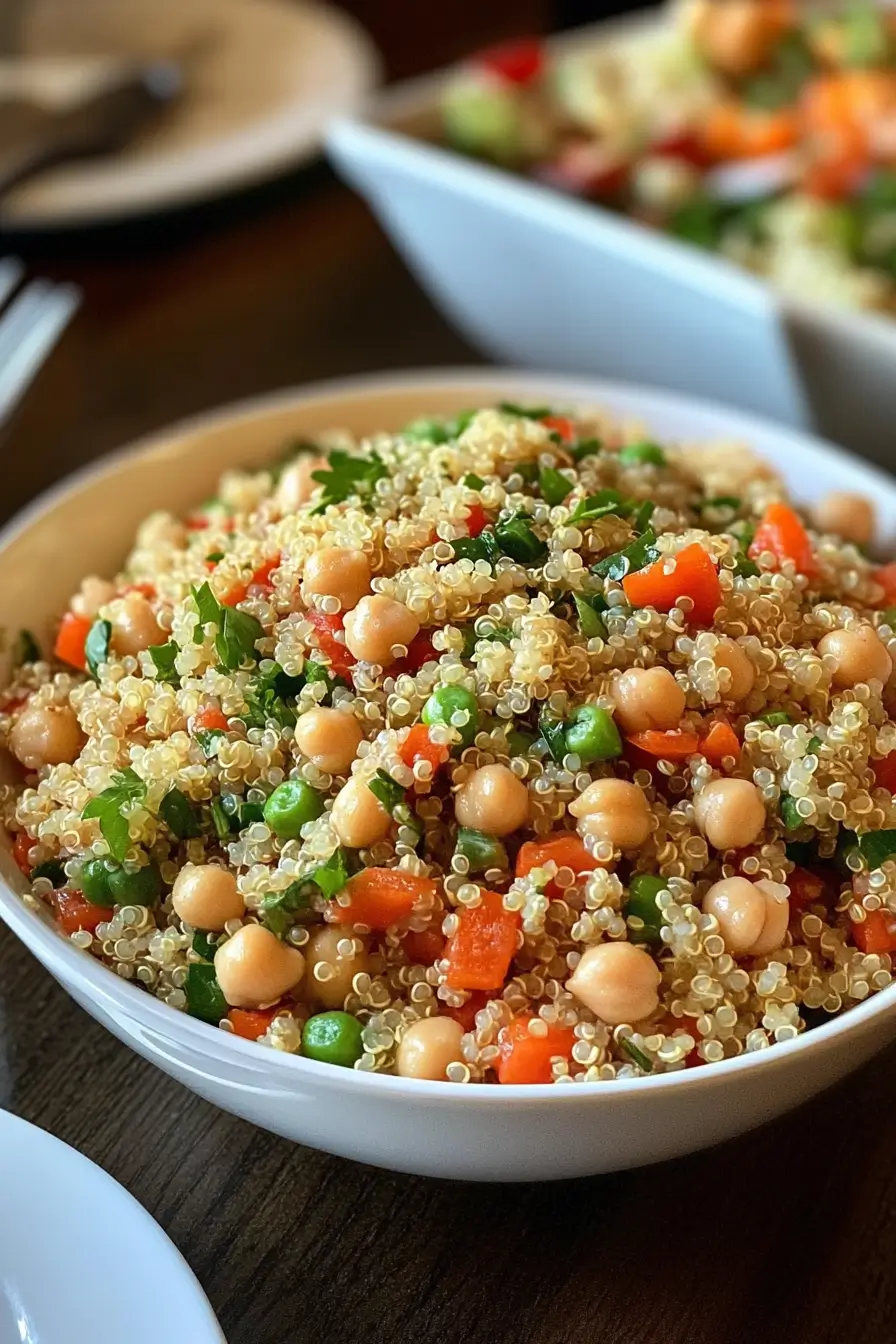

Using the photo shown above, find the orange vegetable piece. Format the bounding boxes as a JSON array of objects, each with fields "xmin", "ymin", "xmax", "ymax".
[
  {"xmin": 802, "ymin": 70, "xmax": 896, "ymax": 159},
  {"xmin": 853, "ymin": 908, "xmax": 896, "ymax": 956},
  {"xmin": 307, "ymin": 609, "xmax": 355, "ymax": 680},
  {"xmin": 622, "ymin": 543, "xmax": 722, "ymax": 626},
  {"xmin": 873, "ymin": 562, "xmax": 896, "ymax": 606},
  {"xmin": 749, "ymin": 502, "xmax": 817, "ymax": 578},
  {"xmin": 403, "ymin": 927, "xmax": 446, "ymax": 965},
  {"xmin": 228, "ymin": 1006, "xmax": 280, "ymax": 1040},
  {"xmin": 496, "ymin": 1014, "xmax": 576, "ymax": 1084},
  {"xmin": 516, "ymin": 833, "xmax": 601, "ymax": 899},
  {"xmin": 444, "ymin": 990, "xmax": 489, "ymax": 1033},
  {"xmin": 541, "ymin": 414, "xmax": 576, "ymax": 442},
  {"xmin": 700, "ymin": 101, "xmax": 798, "ymax": 162},
  {"xmin": 444, "ymin": 889, "xmax": 520, "ymax": 991},
  {"xmin": 465, "ymin": 503, "xmax": 489, "ymax": 538},
  {"xmin": 190, "ymin": 705, "xmax": 229, "ymax": 735},
  {"xmin": 787, "ymin": 866, "xmax": 825, "ymax": 911},
  {"xmin": 803, "ymin": 149, "xmax": 868, "ymax": 201},
  {"xmin": 332, "ymin": 868, "xmax": 437, "ymax": 930},
  {"xmin": 12, "ymin": 831, "xmax": 33, "ymax": 875},
  {"xmin": 53, "ymin": 612, "xmax": 92, "ymax": 671},
  {"xmin": 401, "ymin": 632, "xmax": 439, "ymax": 675},
  {"xmin": 399, "ymin": 723, "xmax": 450, "ymax": 775},
  {"xmin": 874, "ymin": 752, "xmax": 896, "ymax": 794},
  {"xmin": 699, "ymin": 719, "xmax": 741, "ymax": 767},
  {"xmin": 50, "ymin": 889, "xmax": 112, "ymax": 935},
  {"xmin": 626, "ymin": 729, "xmax": 701, "ymax": 759}
]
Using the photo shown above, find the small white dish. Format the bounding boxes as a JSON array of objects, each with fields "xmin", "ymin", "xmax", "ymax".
[
  {"xmin": 1, "ymin": 0, "xmax": 380, "ymax": 229},
  {"xmin": 0, "ymin": 1108, "xmax": 225, "ymax": 1344}
]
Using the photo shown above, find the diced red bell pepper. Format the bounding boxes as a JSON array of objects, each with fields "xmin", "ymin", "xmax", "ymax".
[
  {"xmin": 399, "ymin": 723, "xmax": 450, "ymax": 776},
  {"xmin": 873, "ymin": 752, "xmax": 896, "ymax": 794},
  {"xmin": 541, "ymin": 414, "xmax": 576, "ymax": 442},
  {"xmin": 496, "ymin": 1014, "xmax": 576, "ymax": 1084},
  {"xmin": 787, "ymin": 866, "xmax": 825, "ymax": 911},
  {"xmin": 228, "ymin": 1007, "xmax": 280, "ymax": 1040},
  {"xmin": 306, "ymin": 609, "xmax": 355, "ymax": 680},
  {"xmin": 535, "ymin": 144, "xmax": 630, "ymax": 200},
  {"xmin": 651, "ymin": 128, "xmax": 710, "ymax": 168},
  {"xmin": 622, "ymin": 543, "xmax": 722, "ymax": 626},
  {"xmin": 476, "ymin": 37, "xmax": 543, "ymax": 85},
  {"xmin": 444, "ymin": 991, "xmax": 489, "ymax": 1034},
  {"xmin": 332, "ymin": 869, "xmax": 437, "ymax": 930},
  {"xmin": 444, "ymin": 889, "xmax": 520, "ymax": 991},
  {"xmin": 626, "ymin": 730, "xmax": 701, "ymax": 760},
  {"xmin": 465, "ymin": 503, "xmax": 489, "ymax": 538},
  {"xmin": 50, "ymin": 888, "xmax": 113, "ymax": 935},
  {"xmin": 853, "ymin": 908, "xmax": 896, "ymax": 955},
  {"xmin": 403, "ymin": 927, "xmax": 446, "ymax": 966},
  {"xmin": 699, "ymin": 719, "xmax": 742, "ymax": 767},
  {"xmin": 13, "ymin": 831, "xmax": 33, "ymax": 875},
  {"xmin": 190, "ymin": 705, "xmax": 229, "ymax": 735},
  {"xmin": 874, "ymin": 563, "xmax": 896, "ymax": 606},
  {"xmin": 749, "ymin": 502, "xmax": 817, "ymax": 578},
  {"xmin": 402, "ymin": 631, "xmax": 439, "ymax": 674},
  {"xmin": 53, "ymin": 612, "xmax": 92, "ymax": 671},
  {"xmin": 516, "ymin": 833, "xmax": 600, "ymax": 899}
]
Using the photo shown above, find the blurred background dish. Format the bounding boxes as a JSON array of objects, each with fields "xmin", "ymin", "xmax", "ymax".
[
  {"xmin": 0, "ymin": 0, "xmax": 380, "ymax": 228},
  {"xmin": 0, "ymin": 1108, "xmax": 225, "ymax": 1343}
]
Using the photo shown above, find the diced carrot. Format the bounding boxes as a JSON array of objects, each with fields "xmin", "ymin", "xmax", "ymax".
[
  {"xmin": 874, "ymin": 753, "xmax": 896, "ymax": 794},
  {"xmin": 699, "ymin": 719, "xmax": 741, "ymax": 767},
  {"xmin": 853, "ymin": 908, "xmax": 896, "ymax": 955},
  {"xmin": 444, "ymin": 991, "xmax": 489, "ymax": 1033},
  {"xmin": 541, "ymin": 414, "xmax": 576, "ymax": 442},
  {"xmin": 121, "ymin": 582, "xmax": 157, "ymax": 599},
  {"xmin": 228, "ymin": 1007, "xmax": 280, "ymax": 1040},
  {"xmin": 190, "ymin": 705, "xmax": 229, "ymax": 734},
  {"xmin": 622, "ymin": 543, "xmax": 722, "ymax": 626},
  {"xmin": 250, "ymin": 554, "xmax": 281, "ymax": 591},
  {"xmin": 802, "ymin": 70, "xmax": 896, "ymax": 160},
  {"xmin": 873, "ymin": 562, "xmax": 896, "ymax": 606},
  {"xmin": 465, "ymin": 503, "xmax": 489, "ymax": 538},
  {"xmin": 53, "ymin": 612, "xmax": 92, "ymax": 671},
  {"xmin": 13, "ymin": 831, "xmax": 33, "ymax": 875},
  {"xmin": 332, "ymin": 868, "xmax": 437, "ymax": 930},
  {"xmin": 402, "ymin": 632, "xmax": 439, "ymax": 675},
  {"xmin": 749, "ymin": 502, "xmax": 817, "ymax": 577},
  {"xmin": 496, "ymin": 1014, "xmax": 576, "ymax": 1084},
  {"xmin": 306, "ymin": 609, "xmax": 355, "ymax": 680},
  {"xmin": 399, "ymin": 723, "xmax": 450, "ymax": 775},
  {"xmin": 444, "ymin": 889, "xmax": 520, "ymax": 991},
  {"xmin": 626, "ymin": 729, "xmax": 701, "ymax": 759},
  {"xmin": 516, "ymin": 833, "xmax": 600, "ymax": 899},
  {"xmin": 700, "ymin": 101, "xmax": 798, "ymax": 162},
  {"xmin": 403, "ymin": 927, "xmax": 446, "ymax": 965},
  {"xmin": 221, "ymin": 582, "xmax": 249, "ymax": 608},
  {"xmin": 787, "ymin": 866, "xmax": 825, "ymax": 911},
  {"xmin": 803, "ymin": 149, "xmax": 868, "ymax": 201},
  {"xmin": 50, "ymin": 888, "xmax": 112, "ymax": 935}
]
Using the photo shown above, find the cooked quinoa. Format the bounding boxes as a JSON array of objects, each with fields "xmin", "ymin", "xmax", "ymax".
[{"xmin": 5, "ymin": 401, "xmax": 896, "ymax": 1085}]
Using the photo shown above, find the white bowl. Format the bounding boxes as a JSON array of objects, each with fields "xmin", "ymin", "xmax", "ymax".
[
  {"xmin": 327, "ymin": 9, "xmax": 896, "ymax": 469},
  {"xmin": 2, "ymin": 367, "xmax": 896, "ymax": 1183}
]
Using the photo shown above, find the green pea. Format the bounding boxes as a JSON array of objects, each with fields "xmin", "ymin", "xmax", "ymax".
[
  {"xmin": 107, "ymin": 861, "xmax": 163, "ymax": 907},
  {"xmin": 625, "ymin": 875, "xmax": 668, "ymax": 945},
  {"xmin": 263, "ymin": 780, "xmax": 325, "ymax": 838},
  {"xmin": 422, "ymin": 685, "xmax": 479, "ymax": 749},
  {"xmin": 79, "ymin": 857, "xmax": 116, "ymax": 906},
  {"xmin": 455, "ymin": 827, "xmax": 509, "ymax": 874},
  {"xmin": 619, "ymin": 442, "xmax": 666, "ymax": 467},
  {"xmin": 301, "ymin": 1011, "xmax": 364, "ymax": 1068},
  {"xmin": 564, "ymin": 705, "xmax": 622, "ymax": 764}
]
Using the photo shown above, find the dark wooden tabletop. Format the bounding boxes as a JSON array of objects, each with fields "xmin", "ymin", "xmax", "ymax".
[{"xmin": 3, "ymin": 7, "xmax": 896, "ymax": 1343}]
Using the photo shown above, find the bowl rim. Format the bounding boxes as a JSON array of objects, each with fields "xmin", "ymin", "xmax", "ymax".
[{"xmin": 2, "ymin": 364, "xmax": 895, "ymax": 1104}]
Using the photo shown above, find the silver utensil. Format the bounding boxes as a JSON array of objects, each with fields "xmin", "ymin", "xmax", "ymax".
[
  {"xmin": 0, "ymin": 256, "xmax": 80, "ymax": 428},
  {"xmin": 0, "ymin": 59, "xmax": 183, "ymax": 197}
]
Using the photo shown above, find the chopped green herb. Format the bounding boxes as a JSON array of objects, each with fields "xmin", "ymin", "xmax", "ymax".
[
  {"xmin": 538, "ymin": 466, "xmax": 572, "ymax": 507},
  {"xmin": 733, "ymin": 555, "xmax": 760, "ymax": 580},
  {"xmin": 514, "ymin": 462, "xmax": 540, "ymax": 485},
  {"xmin": 619, "ymin": 442, "xmax": 666, "ymax": 467},
  {"xmin": 668, "ymin": 195, "xmax": 728, "ymax": 251},
  {"xmin": 14, "ymin": 630, "xmax": 40, "ymax": 665},
  {"xmin": 191, "ymin": 582, "xmax": 263, "ymax": 671},
  {"xmin": 632, "ymin": 500, "xmax": 656, "ymax": 534},
  {"xmin": 494, "ymin": 514, "xmax": 548, "ymax": 564},
  {"xmin": 195, "ymin": 729, "xmax": 224, "ymax": 757},
  {"xmin": 743, "ymin": 29, "xmax": 815, "ymax": 109},
  {"xmin": 107, "ymin": 861, "xmax": 162, "ymax": 907},
  {"xmin": 625, "ymin": 874, "xmax": 668, "ymax": 945},
  {"xmin": 570, "ymin": 438, "xmax": 601, "ymax": 463},
  {"xmin": 507, "ymin": 728, "xmax": 538, "ymax": 757},
  {"xmin": 568, "ymin": 489, "xmax": 632, "ymax": 527},
  {"xmin": 760, "ymin": 711, "xmax": 791, "ymax": 728},
  {"xmin": 192, "ymin": 581, "xmax": 221, "ymax": 639},
  {"xmin": 185, "ymin": 963, "xmax": 228, "ymax": 1026},
  {"xmin": 159, "ymin": 788, "xmax": 202, "ymax": 840},
  {"xmin": 699, "ymin": 496, "xmax": 742, "ymax": 514},
  {"xmin": 481, "ymin": 624, "xmax": 514, "ymax": 645},
  {"xmin": 368, "ymin": 769, "xmax": 406, "ymax": 816},
  {"xmin": 148, "ymin": 641, "xmax": 180, "ymax": 685},
  {"xmin": 807, "ymin": 736, "xmax": 823, "ymax": 755},
  {"xmin": 305, "ymin": 847, "xmax": 351, "ymax": 900},
  {"xmin": 619, "ymin": 1038, "xmax": 653, "ymax": 1073},
  {"xmin": 499, "ymin": 401, "xmax": 550, "ymax": 419},
  {"xmin": 82, "ymin": 768, "xmax": 146, "ymax": 862},
  {"xmin": 205, "ymin": 551, "xmax": 225, "ymax": 564},
  {"xmin": 260, "ymin": 879, "xmax": 316, "ymax": 937},
  {"xmin": 192, "ymin": 930, "xmax": 218, "ymax": 961},
  {"xmin": 858, "ymin": 830, "xmax": 896, "ymax": 872},
  {"xmin": 538, "ymin": 709, "xmax": 567, "ymax": 765},
  {"xmin": 574, "ymin": 593, "xmax": 607, "ymax": 639},
  {"xmin": 29, "ymin": 860, "xmax": 66, "ymax": 888},
  {"xmin": 310, "ymin": 450, "xmax": 388, "ymax": 514},
  {"xmin": 242, "ymin": 662, "xmax": 300, "ymax": 729},
  {"xmin": 843, "ymin": 2, "xmax": 891, "ymax": 67},
  {"xmin": 455, "ymin": 827, "xmax": 509, "ymax": 874},
  {"xmin": 85, "ymin": 619, "xmax": 111, "ymax": 679},
  {"xmin": 781, "ymin": 794, "xmax": 804, "ymax": 832},
  {"xmin": 450, "ymin": 531, "xmax": 501, "ymax": 566},
  {"xmin": 210, "ymin": 798, "xmax": 232, "ymax": 844},
  {"xmin": 462, "ymin": 472, "xmax": 486, "ymax": 490},
  {"xmin": 403, "ymin": 418, "xmax": 453, "ymax": 444},
  {"xmin": 303, "ymin": 658, "xmax": 342, "ymax": 703},
  {"xmin": 880, "ymin": 608, "xmax": 896, "ymax": 630},
  {"xmin": 786, "ymin": 840, "xmax": 816, "ymax": 867},
  {"xmin": 593, "ymin": 529, "xmax": 659, "ymax": 581}
]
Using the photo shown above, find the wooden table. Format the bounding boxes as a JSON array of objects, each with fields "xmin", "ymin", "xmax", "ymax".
[{"xmin": 3, "ymin": 83, "xmax": 896, "ymax": 1344}]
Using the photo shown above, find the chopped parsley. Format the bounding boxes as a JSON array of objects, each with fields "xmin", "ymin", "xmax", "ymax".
[
  {"xmin": 780, "ymin": 795, "xmax": 804, "ymax": 832},
  {"xmin": 195, "ymin": 729, "xmax": 224, "ymax": 757},
  {"xmin": 592, "ymin": 529, "xmax": 659, "ymax": 581},
  {"xmin": 29, "ymin": 859, "xmax": 66, "ymax": 887},
  {"xmin": 619, "ymin": 1038, "xmax": 653, "ymax": 1073},
  {"xmin": 310, "ymin": 450, "xmax": 388, "ymax": 514},
  {"xmin": 858, "ymin": 830, "xmax": 896, "ymax": 872},
  {"xmin": 85, "ymin": 619, "xmax": 111, "ymax": 679},
  {"xmin": 242, "ymin": 662, "xmax": 302, "ymax": 729},
  {"xmin": 192, "ymin": 930, "xmax": 219, "ymax": 961},
  {"xmin": 632, "ymin": 500, "xmax": 656, "ymax": 534},
  {"xmin": 499, "ymin": 401, "xmax": 551, "ymax": 419},
  {"xmin": 538, "ymin": 467, "xmax": 572, "ymax": 507},
  {"xmin": 568, "ymin": 490, "xmax": 633, "ymax": 527},
  {"xmin": 260, "ymin": 879, "xmax": 316, "ymax": 937},
  {"xmin": 82, "ymin": 768, "xmax": 146, "ymax": 862},
  {"xmin": 570, "ymin": 438, "xmax": 601, "ymax": 463},
  {"xmin": 538, "ymin": 709, "xmax": 568, "ymax": 765},
  {"xmin": 574, "ymin": 593, "xmax": 607, "ymax": 639},
  {"xmin": 450, "ymin": 531, "xmax": 501, "ymax": 566},
  {"xmin": 185, "ymin": 963, "xmax": 228, "ymax": 1025},
  {"xmin": 191, "ymin": 582, "xmax": 263, "ymax": 671},
  {"xmin": 494, "ymin": 514, "xmax": 547, "ymax": 564},
  {"xmin": 148, "ymin": 641, "xmax": 180, "ymax": 685},
  {"xmin": 210, "ymin": 798, "xmax": 232, "ymax": 844},
  {"xmin": 733, "ymin": 555, "xmax": 760, "ymax": 580},
  {"xmin": 463, "ymin": 472, "xmax": 486, "ymax": 490},
  {"xmin": 368, "ymin": 769, "xmax": 407, "ymax": 815},
  {"xmin": 619, "ymin": 442, "xmax": 666, "ymax": 467},
  {"xmin": 159, "ymin": 788, "xmax": 202, "ymax": 840}
]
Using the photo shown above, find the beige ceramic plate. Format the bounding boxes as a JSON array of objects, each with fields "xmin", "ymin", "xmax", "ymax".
[{"xmin": 0, "ymin": 0, "xmax": 380, "ymax": 229}]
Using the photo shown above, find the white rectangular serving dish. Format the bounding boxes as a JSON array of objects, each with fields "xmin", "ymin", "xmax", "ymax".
[{"xmin": 327, "ymin": 7, "xmax": 896, "ymax": 469}]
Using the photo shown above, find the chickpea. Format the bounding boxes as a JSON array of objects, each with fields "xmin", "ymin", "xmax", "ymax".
[
  {"xmin": 611, "ymin": 667, "xmax": 685, "ymax": 735},
  {"xmin": 294, "ymin": 706, "xmax": 362, "ymax": 775},
  {"xmin": 110, "ymin": 594, "xmax": 164, "ymax": 657},
  {"xmin": 703, "ymin": 876, "xmax": 790, "ymax": 956},
  {"xmin": 343, "ymin": 594, "xmax": 419, "ymax": 667},
  {"xmin": 567, "ymin": 942, "xmax": 661, "ymax": 1026},
  {"xmin": 171, "ymin": 863, "xmax": 245, "ymax": 931},
  {"xmin": 454, "ymin": 764, "xmax": 529, "ymax": 837},
  {"xmin": 818, "ymin": 625, "xmax": 892, "ymax": 689},
  {"xmin": 694, "ymin": 778, "xmax": 766, "ymax": 851},
  {"xmin": 686, "ymin": 0, "xmax": 793, "ymax": 78},
  {"xmin": 396, "ymin": 1016, "xmax": 465, "ymax": 1081},
  {"xmin": 330, "ymin": 775, "xmax": 391, "ymax": 848},
  {"xmin": 302, "ymin": 546, "xmax": 370, "ymax": 613},
  {"xmin": 713, "ymin": 637, "xmax": 755, "ymax": 703},
  {"xmin": 276, "ymin": 455, "xmax": 325, "ymax": 512},
  {"xmin": 568, "ymin": 778, "xmax": 651, "ymax": 850},
  {"xmin": 214, "ymin": 923, "xmax": 305, "ymax": 1008},
  {"xmin": 813, "ymin": 492, "xmax": 875, "ymax": 548},
  {"xmin": 10, "ymin": 703, "xmax": 84, "ymax": 770},
  {"xmin": 70, "ymin": 575, "xmax": 116, "ymax": 620},
  {"xmin": 305, "ymin": 925, "xmax": 369, "ymax": 1010}
]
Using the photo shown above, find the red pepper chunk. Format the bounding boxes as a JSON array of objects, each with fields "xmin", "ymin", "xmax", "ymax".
[
  {"xmin": 874, "ymin": 753, "xmax": 896, "ymax": 794},
  {"xmin": 402, "ymin": 631, "xmax": 438, "ymax": 674},
  {"xmin": 496, "ymin": 1015, "xmax": 576, "ymax": 1084},
  {"xmin": 873, "ymin": 563, "xmax": 896, "ymax": 606},
  {"xmin": 853, "ymin": 909, "xmax": 896, "ymax": 955},
  {"xmin": 399, "ymin": 723, "xmax": 450, "ymax": 776},
  {"xmin": 444, "ymin": 991, "xmax": 489, "ymax": 1034},
  {"xmin": 444, "ymin": 890, "xmax": 520, "ymax": 991},
  {"xmin": 749, "ymin": 502, "xmax": 817, "ymax": 578},
  {"xmin": 540, "ymin": 414, "xmax": 576, "ymax": 443},
  {"xmin": 477, "ymin": 37, "xmax": 543, "ymax": 85},
  {"xmin": 626, "ymin": 729, "xmax": 701, "ymax": 760},
  {"xmin": 51, "ymin": 889, "xmax": 113, "ymax": 935},
  {"xmin": 53, "ymin": 612, "xmax": 92, "ymax": 671},
  {"xmin": 228, "ymin": 1007, "xmax": 280, "ymax": 1040},
  {"xmin": 465, "ymin": 503, "xmax": 489, "ymax": 538},
  {"xmin": 403, "ymin": 928, "xmax": 446, "ymax": 966},
  {"xmin": 13, "ymin": 831, "xmax": 33, "ymax": 875},
  {"xmin": 516, "ymin": 833, "xmax": 600, "ymax": 899},
  {"xmin": 332, "ymin": 869, "xmax": 437, "ymax": 930},
  {"xmin": 787, "ymin": 866, "xmax": 825, "ymax": 911},
  {"xmin": 699, "ymin": 719, "xmax": 741, "ymax": 767},
  {"xmin": 306, "ymin": 609, "xmax": 355, "ymax": 680},
  {"xmin": 622, "ymin": 544, "xmax": 722, "ymax": 626},
  {"xmin": 190, "ymin": 705, "xmax": 229, "ymax": 735}
]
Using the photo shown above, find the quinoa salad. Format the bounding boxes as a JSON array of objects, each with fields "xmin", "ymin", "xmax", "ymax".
[
  {"xmin": 442, "ymin": 2, "xmax": 896, "ymax": 313},
  {"xmin": 4, "ymin": 402, "xmax": 896, "ymax": 1086}
]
